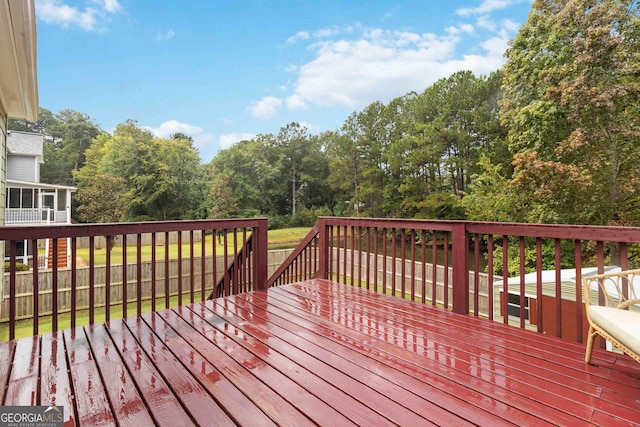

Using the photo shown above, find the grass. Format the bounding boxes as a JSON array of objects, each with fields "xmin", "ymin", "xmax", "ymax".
[
  {"xmin": 74, "ymin": 227, "xmax": 312, "ymax": 265},
  {"xmin": 0, "ymin": 293, "xmax": 197, "ymax": 341}
]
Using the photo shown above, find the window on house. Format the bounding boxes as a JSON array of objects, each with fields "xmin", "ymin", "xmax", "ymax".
[
  {"xmin": 57, "ymin": 190, "xmax": 66, "ymax": 211},
  {"xmin": 21, "ymin": 189, "xmax": 34, "ymax": 208},
  {"xmin": 8, "ymin": 188, "xmax": 20, "ymax": 208}
]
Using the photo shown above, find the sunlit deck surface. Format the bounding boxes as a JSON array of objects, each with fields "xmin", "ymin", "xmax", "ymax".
[{"xmin": 1, "ymin": 279, "xmax": 639, "ymax": 426}]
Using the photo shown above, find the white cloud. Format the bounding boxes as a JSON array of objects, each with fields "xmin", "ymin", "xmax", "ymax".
[
  {"xmin": 477, "ymin": 15, "xmax": 497, "ymax": 32},
  {"xmin": 313, "ymin": 26, "xmax": 340, "ymax": 38},
  {"xmin": 287, "ymin": 31, "xmax": 310, "ymax": 44},
  {"xmin": 145, "ymin": 120, "xmax": 214, "ymax": 151},
  {"xmin": 156, "ymin": 30, "xmax": 175, "ymax": 41},
  {"xmin": 282, "ymin": 20, "xmax": 519, "ymax": 110},
  {"xmin": 288, "ymin": 30, "xmax": 460, "ymax": 108},
  {"xmin": 219, "ymin": 133, "xmax": 256, "ymax": 149},
  {"xmin": 101, "ymin": 0, "xmax": 121, "ymax": 13},
  {"xmin": 36, "ymin": 0, "xmax": 121, "ymax": 31},
  {"xmin": 456, "ymin": 0, "xmax": 522, "ymax": 16},
  {"xmin": 249, "ymin": 96, "xmax": 283, "ymax": 120},
  {"xmin": 286, "ymin": 94, "xmax": 306, "ymax": 111},
  {"xmin": 502, "ymin": 19, "xmax": 520, "ymax": 32}
]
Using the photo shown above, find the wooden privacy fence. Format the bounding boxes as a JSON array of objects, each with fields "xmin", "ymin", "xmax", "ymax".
[
  {"xmin": 2, "ymin": 246, "xmax": 491, "ymax": 322},
  {"xmin": 333, "ymin": 249, "xmax": 494, "ymax": 316},
  {"xmin": 1, "ymin": 248, "xmax": 295, "ymax": 322}
]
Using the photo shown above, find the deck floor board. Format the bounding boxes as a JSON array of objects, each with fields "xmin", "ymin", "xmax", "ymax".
[{"xmin": 0, "ymin": 279, "xmax": 639, "ymax": 426}]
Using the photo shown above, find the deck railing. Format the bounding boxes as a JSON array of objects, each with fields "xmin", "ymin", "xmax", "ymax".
[
  {"xmin": 4, "ymin": 216, "xmax": 640, "ymax": 346},
  {"xmin": 0, "ymin": 219, "xmax": 268, "ymax": 340},
  {"xmin": 5, "ymin": 207, "xmax": 57, "ymax": 224},
  {"xmin": 269, "ymin": 217, "xmax": 640, "ymax": 345}
]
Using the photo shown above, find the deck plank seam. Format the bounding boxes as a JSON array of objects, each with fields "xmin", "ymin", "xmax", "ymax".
[
  {"xmin": 313, "ymin": 281, "xmax": 640, "ymax": 390},
  {"xmin": 267, "ymin": 284, "xmax": 604, "ymax": 425},
  {"xmin": 254, "ymin": 288, "xmax": 553, "ymax": 426},
  {"xmin": 226, "ymin": 293, "xmax": 504, "ymax": 427},
  {"xmin": 202, "ymin": 297, "xmax": 442, "ymax": 427},
  {"xmin": 185, "ymin": 302, "xmax": 376, "ymax": 426}
]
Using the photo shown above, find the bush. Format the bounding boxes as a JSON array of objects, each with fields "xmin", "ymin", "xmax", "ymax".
[
  {"xmin": 288, "ymin": 206, "xmax": 332, "ymax": 228},
  {"xmin": 4, "ymin": 261, "xmax": 30, "ymax": 272}
]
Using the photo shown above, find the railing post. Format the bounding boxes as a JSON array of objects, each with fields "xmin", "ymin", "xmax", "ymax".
[
  {"xmin": 253, "ymin": 218, "xmax": 269, "ymax": 290},
  {"xmin": 452, "ymin": 222, "xmax": 469, "ymax": 315},
  {"xmin": 316, "ymin": 218, "xmax": 328, "ymax": 279}
]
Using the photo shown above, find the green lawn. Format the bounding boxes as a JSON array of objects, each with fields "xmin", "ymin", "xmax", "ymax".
[
  {"xmin": 75, "ymin": 227, "xmax": 312, "ymax": 265},
  {"xmin": 0, "ymin": 294, "xmax": 192, "ymax": 341}
]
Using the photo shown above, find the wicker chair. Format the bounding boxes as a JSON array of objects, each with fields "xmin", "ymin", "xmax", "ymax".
[{"xmin": 582, "ymin": 269, "xmax": 640, "ymax": 364}]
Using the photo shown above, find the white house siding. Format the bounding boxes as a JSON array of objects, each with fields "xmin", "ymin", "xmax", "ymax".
[
  {"xmin": 1, "ymin": 103, "xmax": 6, "ymax": 307},
  {"xmin": 7, "ymin": 155, "xmax": 38, "ymax": 182},
  {"xmin": 0, "ymin": 103, "xmax": 6, "ymax": 226}
]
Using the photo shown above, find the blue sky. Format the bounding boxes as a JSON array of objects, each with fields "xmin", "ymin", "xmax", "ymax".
[{"xmin": 35, "ymin": 0, "xmax": 532, "ymax": 162}]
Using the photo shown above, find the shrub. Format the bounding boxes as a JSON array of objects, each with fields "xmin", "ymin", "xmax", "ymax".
[{"xmin": 4, "ymin": 261, "xmax": 30, "ymax": 272}]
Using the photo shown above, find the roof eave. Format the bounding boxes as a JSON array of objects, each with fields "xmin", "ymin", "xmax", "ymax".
[{"xmin": 0, "ymin": 0, "xmax": 38, "ymax": 121}]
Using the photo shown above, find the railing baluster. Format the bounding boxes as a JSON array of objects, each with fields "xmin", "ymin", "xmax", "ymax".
[
  {"xmin": 137, "ymin": 233, "xmax": 142, "ymax": 316},
  {"xmin": 32, "ymin": 238, "xmax": 39, "ymax": 336},
  {"xmin": 165, "ymin": 231, "xmax": 170, "ymax": 309},
  {"xmin": 501, "ymin": 235, "xmax": 509, "ymax": 325},
  {"xmin": 212, "ymin": 229, "xmax": 217, "ymax": 297},
  {"xmin": 401, "ymin": 229, "xmax": 406, "ymax": 298},
  {"xmin": 382, "ymin": 228, "xmax": 387, "ymax": 295},
  {"xmin": 71, "ymin": 237, "xmax": 77, "ymax": 328},
  {"xmin": 487, "ymin": 235, "xmax": 494, "ymax": 321},
  {"xmin": 190, "ymin": 230, "xmax": 195, "ymax": 303},
  {"xmin": 52, "ymin": 238, "xmax": 59, "ymax": 332},
  {"xmin": 574, "ymin": 239, "xmax": 582, "ymax": 342},
  {"xmin": 350, "ymin": 225, "xmax": 355, "ymax": 287},
  {"xmin": 431, "ymin": 231, "xmax": 437, "ymax": 306},
  {"xmin": 554, "ymin": 238, "xmax": 562, "ymax": 337},
  {"xmin": 106, "ymin": 235, "xmax": 112, "ymax": 322},
  {"xmin": 232, "ymin": 229, "xmax": 238, "ymax": 295},
  {"xmin": 519, "ymin": 236, "xmax": 526, "ymax": 329},
  {"xmin": 473, "ymin": 233, "xmax": 480, "ymax": 316},
  {"xmin": 177, "ymin": 231, "xmax": 183, "ymax": 306},
  {"xmin": 373, "ymin": 227, "xmax": 379, "ymax": 293},
  {"xmin": 421, "ymin": 230, "xmax": 426, "ymax": 304},
  {"xmin": 443, "ymin": 232, "xmax": 449, "ymax": 309},
  {"xmin": 89, "ymin": 236, "xmax": 95, "ymax": 325},
  {"xmin": 152, "ymin": 233, "xmax": 157, "ymax": 312},
  {"xmin": 9, "ymin": 241, "xmax": 17, "ymax": 340},
  {"xmin": 391, "ymin": 228, "xmax": 397, "ymax": 296},
  {"xmin": 410, "ymin": 230, "xmax": 416, "ymax": 301},
  {"xmin": 342, "ymin": 225, "xmax": 348, "ymax": 284},
  {"xmin": 336, "ymin": 226, "xmax": 340, "ymax": 283},
  {"xmin": 223, "ymin": 230, "xmax": 229, "ymax": 296},
  {"xmin": 536, "ymin": 238, "xmax": 543, "ymax": 332},
  {"xmin": 201, "ymin": 230, "xmax": 206, "ymax": 301},
  {"xmin": 122, "ymin": 234, "xmax": 127, "ymax": 319}
]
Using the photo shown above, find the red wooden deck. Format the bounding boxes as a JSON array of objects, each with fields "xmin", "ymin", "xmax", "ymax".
[{"xmin": 1, "ymin": 279, "xmax": 639, "ymax": 426}]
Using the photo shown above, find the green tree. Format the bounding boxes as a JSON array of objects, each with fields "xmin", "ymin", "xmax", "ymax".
[
  {"xmin": 75, "ymin": 120, "xmax": 205, "ymax": 221},
  {"xmin": 501, "ymin": 0, "xmax": 640, "ymax": 226},
  {"xmin": 42, "ymin": 110, "xmax": 102, "ymax": 185},
  {"xmin": 75, "ymin": 174, "xmax": 132, "ymax": 223},
  {"xmin": 275, "ymin": 122, "xmax": 311, "ymax": 216},
  {"xmin": 209, "ymin": 171, "xmax": 239, "ymax": 219}
]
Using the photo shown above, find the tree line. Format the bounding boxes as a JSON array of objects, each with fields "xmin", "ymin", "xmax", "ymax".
[{"xmin": 9, "ymin": 0, "xmax": 640, "ymax": 232}]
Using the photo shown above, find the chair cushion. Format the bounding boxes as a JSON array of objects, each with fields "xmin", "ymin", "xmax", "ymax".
[{"xmin": 588, "ymin": 306, "xmax": 640, "ymax": 356}]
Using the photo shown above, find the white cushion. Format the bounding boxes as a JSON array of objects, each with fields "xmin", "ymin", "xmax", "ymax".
[{"xmin": 588, "ymin": 305, "xmax": 640, "ymax": 356}]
